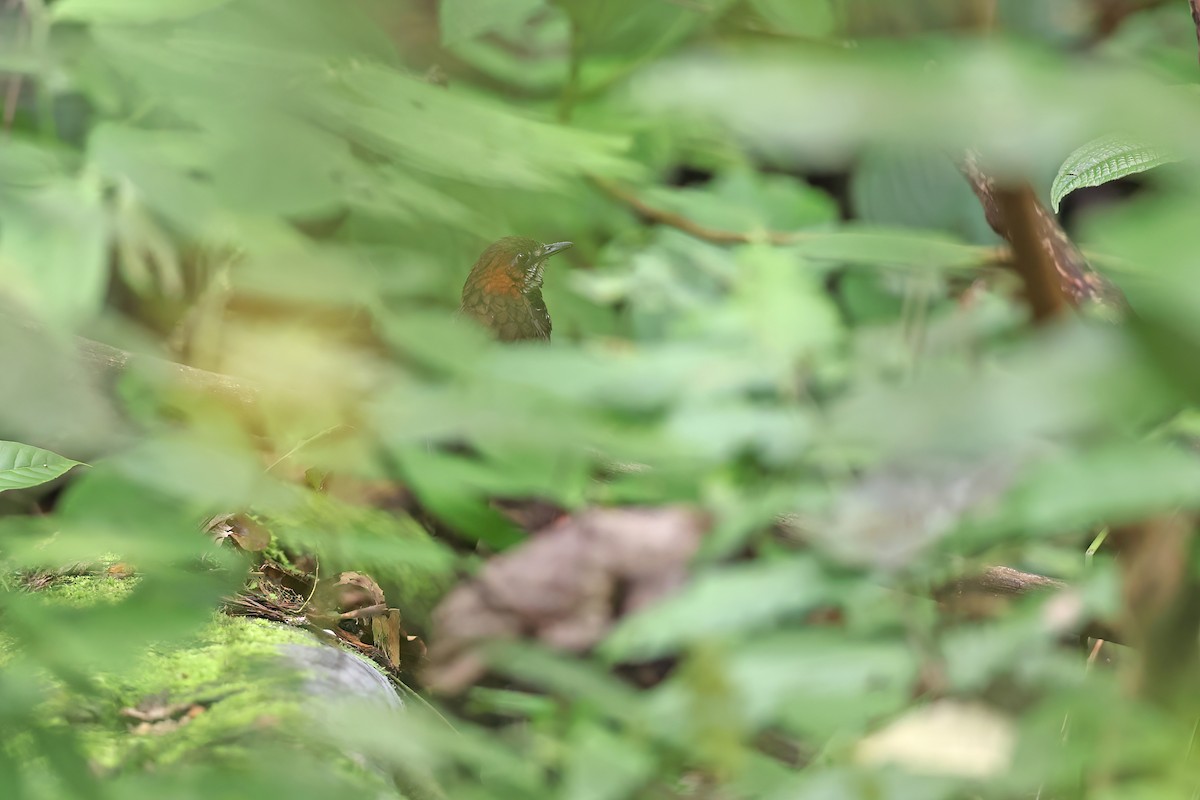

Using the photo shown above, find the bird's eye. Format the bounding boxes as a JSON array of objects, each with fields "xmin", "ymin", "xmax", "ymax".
[{"xmin": 515, "ymin": 252, "xmax": 528, "ymax": 264}]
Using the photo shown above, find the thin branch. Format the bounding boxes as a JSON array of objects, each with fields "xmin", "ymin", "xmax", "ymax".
[
  {"xmin": 2, "ymin": 75, "xmax": 20, "ymax": 132},
  {"xmin": 959, "ymin": 151, "xmax": 1125, "ymax": 313},
  {"xmin": 7, "ymin": 312, "xmax": 261, "ymax": 414},
  {"xmin": 590, "ymin": 175, "xmax": 805, "ymax": 247},
  {"xmin": 939, "ymin": 565, "xmax": 1123, "ymax": 644},
  {"xmin": 995, "ymin": 185, "xmax": 1071, "ymax": 322},
  {"xmin": 957, "ymin": 564, "xmax": 1065, "ymax": 595},
  {"xmin": 593, "ymin": 175, "xmax": 1010, "ymax": 272}
]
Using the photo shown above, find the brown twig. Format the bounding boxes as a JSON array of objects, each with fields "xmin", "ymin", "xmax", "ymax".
[
  {"xmin": 70, "ymin": 331, "xmax": 261, "ymax": 413},
  {"xmin": 959, "ymin": 151, "xmax": 1125, "ymax": 313},
  {"xmin": 590, "ymin": 175, "xmax": 806, "ymax": 247},
  {"xmin": 339, "ymin": 602, "xmax": 390, "ymax": 621},
  {"xmin": 955, "ymin": 564, "xmax": 1066, "ymax": 595},
  {"xmin": 4, "ymin": 311, "xmax": 261, "ymax": 416},
  {"xmin": 994, "ymin": 185, "xmax": 1070, "ymax": 322},
  {"xmin": 939, "ymin": 565, "xmax": 1123, "ymax": 644},
  {"xmin": 594, "ymin": 175, "xmax": 1010, "ymax": 277},
  {"xmin": 1090, "ymin": 0, "xmax": 1176, "ymax": 41},
  {"xmin": 1108, "ymin": 514, "xmax": 1200, "ymax": 702}
]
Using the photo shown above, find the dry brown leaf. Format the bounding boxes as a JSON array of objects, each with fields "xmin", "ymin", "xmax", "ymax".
[
  {"xmin": 336, "ymin": 571, "xmax": 386, "ymax": 609},
  {"xmin": 424, "ymin": 506, "xmax": 706, "ymax": 694}
]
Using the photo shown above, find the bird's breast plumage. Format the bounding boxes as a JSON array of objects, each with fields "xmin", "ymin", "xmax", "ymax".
[{"xmin": 460, "ymin": 237, "xmax": 568, "ymax": 342}]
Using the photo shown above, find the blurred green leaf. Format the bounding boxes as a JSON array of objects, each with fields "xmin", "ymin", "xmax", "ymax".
[
  {"xmin": 323, "ymin": 63, "xmax": 632, "ymax": 189},
  {"xmin": 0, "ymin": 180, "xmax": 109, "ymax": 328},
  {"xmin": 562, "ymin": 724, "xmax": 655, "ymax": 800},
  {"xmin": 851, "ymin": 147, "xmax": 997, "ymax": 244},
  {"xmin": 630, "ymin": 43, "xmax": 1200, "ymax": 173},
  {"xmin": 556, "ymin": 0, "xmax": 736, "ymax": 57},
  {"xmin": 729, "ymin": 631, "xmax": 916, "ymax": 735},
  {"xmin": 440, "ymin": 0, "xmax": 546, "ymax": 44},
  {"xmin": 747, "ymin": 0, "xmax": 835, "ymax": 38},
  {"xmin": 642, "ymin": 169, "xmax": 837, "ymax": 234},
  {"xmin": 53, "ymin": 0, "xmax": 233, "ymax": 23},
  {"xmin": 793, "ymin": 226, "xmax": 989, "ymax": 270},
  {"xmin": 725, "ymin": 245, "xmax": 842, "ymax": 360},
  {"xmin": 603, "ymin": 557, "xmax": 837, "ymax": 660},
  {"xmin": 969, "ymin": 441, "xmax": 1200, "ymax": 544}
]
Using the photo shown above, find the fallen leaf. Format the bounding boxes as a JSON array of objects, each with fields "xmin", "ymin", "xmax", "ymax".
[{"xmin": 424, "ymin": 507, "xmax": 706, "ymax": 694}]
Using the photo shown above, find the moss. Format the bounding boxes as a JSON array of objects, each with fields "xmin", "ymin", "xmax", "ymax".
[
  {"xmin": 14, "ymin": 573, "xmax": 406, "ymax": 797},
  {"xmin": 36, "ymin": 574, "xmax": 139, "ymax": 606}
]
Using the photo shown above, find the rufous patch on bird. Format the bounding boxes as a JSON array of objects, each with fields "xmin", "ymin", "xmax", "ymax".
[
  {"xmin": 479, "ymin": 268, "xmax": 520, "ymax": 297},
  {"xmin": 460, "ymin": 236, "xmax": 572, "ymax": 342}
]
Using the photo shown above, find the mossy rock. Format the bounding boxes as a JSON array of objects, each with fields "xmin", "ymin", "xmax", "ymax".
[{"xmin": 13, "ymin": 573, "xmax": 413, "ymax": 798}]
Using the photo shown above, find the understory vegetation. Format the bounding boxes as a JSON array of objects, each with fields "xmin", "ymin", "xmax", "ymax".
[{"xmin": 3, "ymin": 0, "xmax": 1200, "ymax": 798}]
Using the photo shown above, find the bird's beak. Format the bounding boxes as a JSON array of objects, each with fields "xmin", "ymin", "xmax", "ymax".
[{"xmin": 538, "ymin": 241, "xmax": 573, "ymax": 259}]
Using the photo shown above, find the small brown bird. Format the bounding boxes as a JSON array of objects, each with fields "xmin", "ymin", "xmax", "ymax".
[{"xmin": 460, "ymin": 237, "xmax": 572, "ymax": 342}]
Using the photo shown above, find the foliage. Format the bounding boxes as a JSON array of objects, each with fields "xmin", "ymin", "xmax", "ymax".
[
  {"xmin": 0, "ymin": 441, "xmax": 81, "ymax": 493},
  {"xmin": 1050, "ymin": 133, "xmax": 1179, "ymax": 211},
  {"xmin": 1, "ymin": 0, "xmax": 1200, "ymax": 798}
]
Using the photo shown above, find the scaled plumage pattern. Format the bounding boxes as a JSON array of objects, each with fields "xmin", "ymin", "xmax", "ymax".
[{"xmin": 460, "ymin": 237, "xmax": 572, "ymax": 342}]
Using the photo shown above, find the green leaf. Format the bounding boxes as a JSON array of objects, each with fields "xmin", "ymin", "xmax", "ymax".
[
  {"xmin": 1050, "ymin": 134, "xmax": 1179, "ymax": 211},
  {"xmin": 792, "ymin": 226, "xmax": 989, "ymax": 270},
  {"xmin": 0, "ymin": 441, "xmax": 83, "ymax": 493},
  {"xmin": 972, "ymin": 441, "xmax": 1200, "ymax": 542},
  {"xmin": 323, "ymin": 63, "xmax": 632, "ymax": 189},
  {"xmin": 629, "ymin": 44, "xmax": 1200, "ymax": 175},
  {"xmin": 562, "ymin": 725, "xmax": 655, "ymax": 800},
  {"xmin": 727, "ymin": 245, "xmax": 842, "ymax": 359},
  {"xmin": 0, "ymin": 181, "xmax": 109, "ymax": 328},
  {"xmin": 727, "ymin": 632, "xmax": 916, "ymax": 734},
  {"xmin": 602, "ymin": 557, "xmax": 837, "ymax": 660},
  {"xmin": 851, "ymin": 147, "xmax": 997, "ymax": 244},
  {"xmin": 440, "ymin": 0, "xmax": 547, "ymax": 44},
  {"xmin": 747, "ymin": 0, "xmax": 835, "ymax": 38},
  {"xmin": 556, "ymin": 0, "xmax": 736, "ymax": 57},
  {"xmin": 642, "ymin": 169, "xmax": 837, "ymax": 234},
  {"xmin": 52, "ymin": 0, "xmax": 233, "ymax": 23}
]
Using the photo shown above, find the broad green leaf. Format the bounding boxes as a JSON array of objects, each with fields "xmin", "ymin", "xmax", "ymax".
[
  {"xmin": 630, "ymin": 44, "xmax": 1200, "ymax": 174},
  {"xmin": 748, "ymin": 0, "xmax": 835, "ymax": 37},
  {"xmin": 205, "ymin": 119, "xmax": 348, "ymax": 216},
  {"xmin": 602, "ymin": 557, "xmax": 837, "ymax": 660},
  {"xmin": 970, "ymin": 441, "xmax": 1200, "ymax": 543},
  {"xmin": 0, "ymin": 181, "xmax": 108, "ymax": 328},
  {"xmin": 440, "ymin": 0, "xmax": 546, "ymax": 44},
  {"xmin": 556, "ymin": 0, "xmax": 736, "ymax": 57},
  {"xmin": 562, "ymin": 725, "xmax": 656, "ymax": 800},
  {"xmin": 792, "ymin": 226, "xmax": 990, "ymax": 270},
  {"xmin": 0, "ymin": 141, "xmax": 67, "ymax": 192},
  {"xmin": 851, "ymin": 147, "xmax": 997, "ymax": 244},
  {"xmin": 52, "ymin": 0, "xmax": 233, "ymax": 23},
  {"xmin": 1050, "ymin": 134, "xmax": 1179, "ymax": 211},
  {"xmin": 324, "ymin": 64, "xmax": 631, "ymax": 189},
  {"xmin": 0, "ymin": 441, "xmax": 83, "ymax": 493},
  {"xmin": 667, "ymin": 402, "xmax": 811, "ymax": 465},
  {"xmin": 728, "ymin": 632, "xmax": 915, "ymax": 734},
  {"xmin": 642, "ymin": 169, "xmax": 837, "ymax": 234},
  {"xmin": 727, "ymin": 245, "xmax": 842, "ymax": 360}
]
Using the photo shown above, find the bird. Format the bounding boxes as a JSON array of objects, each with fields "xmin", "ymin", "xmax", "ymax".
[{"xmin": 459, "ymin": 237, "xmax": 572, "ymax": 342}]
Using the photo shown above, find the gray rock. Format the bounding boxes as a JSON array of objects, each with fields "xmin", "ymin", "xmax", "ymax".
[{"xmin": 276, "ymin": 640, "xmax": 404, "ymax": 710}]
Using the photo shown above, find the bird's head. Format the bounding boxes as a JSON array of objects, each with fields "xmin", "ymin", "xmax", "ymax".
[
  {"xmin": 462, "ymin": 237, "xmax": 572, "ymax": 298},
  {"xmin": 460, "ymin": 237, "xmax": 572, "ymax": 341}
]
